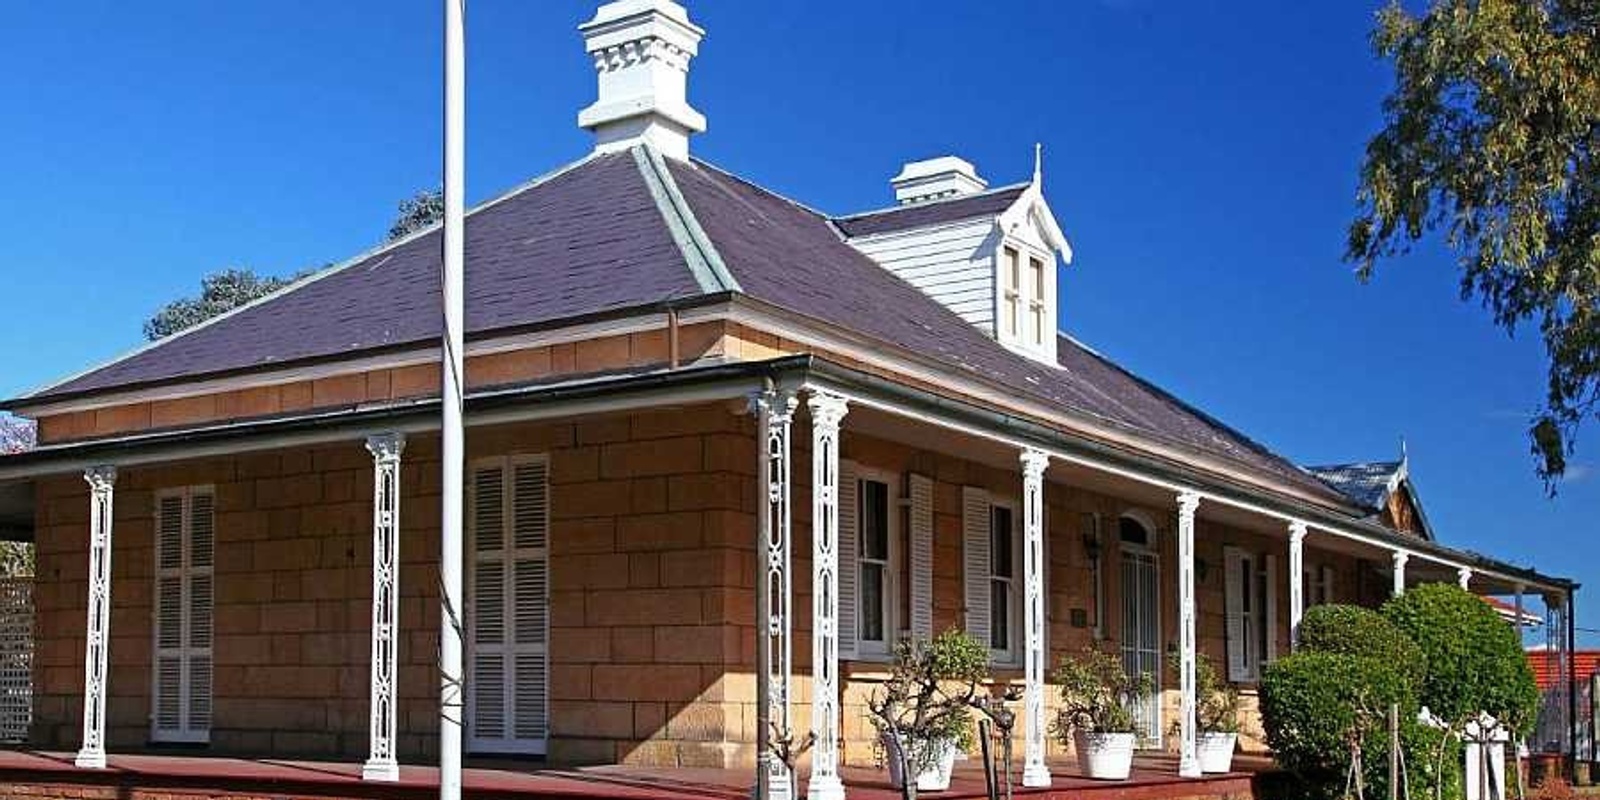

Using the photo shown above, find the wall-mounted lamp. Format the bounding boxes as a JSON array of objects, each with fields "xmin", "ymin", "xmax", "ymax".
[{"xmin": 1080, "ymin": 512, "xmax": 1102, "ymax": 562}]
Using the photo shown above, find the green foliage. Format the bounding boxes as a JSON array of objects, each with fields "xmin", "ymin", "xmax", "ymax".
[
  {"xmin": 866, "ymin": 629, "xmax": 985, "ymax": 775},
  {"xmin": 0, "ymin": 417, "xmax": 33, "ymax": 455},
  {"xmin": 387, "ymin": 188, "xmax": 444, "ymax": 242},
  {"xmin": 1167, "ymin": 651, "xmax": 1239, "ymax": 734},
  {"xmin": 144, "ymin": 268, "xmax": 301, "ymax": 340},
  {"xmin": 1051, "ymin": 645, "xmax": 1155, "ymax": 737},
  {"xmin": 1261, "ymin": 651, "xmax": 1414, "ymax": 795},
  {"xmin": 1348, "ymin": 0, "xmax": 1600, "ymax": 486},
  {"xmin": 1297, "ymin": 603, "xmax": 1426, "ymax": 693},
  {"xmin": 1381, "ymin": 582, "xmax": 1540, "ymax": 735}
]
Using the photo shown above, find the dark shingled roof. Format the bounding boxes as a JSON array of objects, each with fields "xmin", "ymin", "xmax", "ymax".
[
  {"xmin": 1304, "ymin": 461, "xmax": 1405, "ymax": 511},
  {"xmin": 831, "ymin": 184, "xmax": 1029, "ymax": 238},
  {"xmin": 22, "ymin": 148, "xmax": 1348, "ymax": 506},
  {"xmin": 38, "ymin": 152, "xmax": 702, "ymax": 397}
]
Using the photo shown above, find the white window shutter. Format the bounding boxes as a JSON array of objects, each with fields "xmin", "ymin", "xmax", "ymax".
[
  {"xmin": 152, "ymin": 489, "xmax": 211, "ymax": 742},
  {"xmin": 835, "ymin": 461, "xmax": 859, "ymax": 659},
  {"xmin": 907, "ymin": 473, "xmax": 934, "ymax": 639},
  {"xmin": 1223, "ymin": 546, "xmax": 1249, "ymax": 683},
  {"xmin": 962, "ymin": 486, "xmax": 992, "ymax": 648},
  {"xmin": 1264, "ymin": 554, "xmax": 1279, "ymax": 664},
  {"xmin": 468, "ymin": 457, "xmax": 550, "ymax": 754}
]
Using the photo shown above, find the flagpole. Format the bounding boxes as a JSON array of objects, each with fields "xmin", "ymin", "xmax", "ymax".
[{"xmin": 439, "ymin": 1, "xmax": 467, "ymax": 798}]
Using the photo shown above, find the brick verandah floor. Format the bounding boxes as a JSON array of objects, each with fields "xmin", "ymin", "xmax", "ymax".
[{"xmin": 0, "ymin": 750, "xmax": 1268, "ymax": 800}]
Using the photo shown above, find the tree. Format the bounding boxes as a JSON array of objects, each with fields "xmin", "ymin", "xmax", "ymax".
[
  {"xmin": 387, "ymin": 188, "xmax": 443, "ymax": 242},
  {"xmin": 0, "ymin": 417, "xmax": 31, "ymax": 455},
  {"xmin": 0, "ymin": 417, "xmax": 34, "ymax": 578},
  {"xmin": 144, "ymin": 268, "xmax": 296, "ymax": 340},
  {"xmin": 1348, "ymin": 0, "xmax": 1600, "ymax": 485}
]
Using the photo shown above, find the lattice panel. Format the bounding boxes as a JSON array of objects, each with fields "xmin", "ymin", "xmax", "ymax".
[{"xmin": 0, "ymin": 578, "xmax": 33, "ymax": 743}]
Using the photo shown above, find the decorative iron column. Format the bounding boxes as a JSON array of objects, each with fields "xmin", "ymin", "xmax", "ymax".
[
  {"xmin": 363, "ymin": 433, "xmax": 406, "ymax": 782},
  {"xmin": 1391, "ymin": 551, "xmax": 1409, "ymax": 597},
  {"xmin": 1288, "ymin": 521, "xmax": 1306, "ymax": 648},
  {"xmin": 753, "ymin": 390, "xmax": 798, "ymax": 800},
  {"xmin": 74, "ymin": 466, "xmax": 116, "ymax": 770},
  {"xmin": 1176, "ymin": 490, "xmax": 1201, "ymax": 778},
  {"xmin": 807, "ymin": 391, "xmax": 848, "ymax": 800},
  {"xmin": 1020, "ymin": 448, "xmax": 1051, "ymax": 788},
  {"xmin": 1457, "ymin": 566, "xmax": 1472, "ymax": 591}
]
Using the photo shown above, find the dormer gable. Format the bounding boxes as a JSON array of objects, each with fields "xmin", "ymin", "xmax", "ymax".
[{"xmin": 834, "ymin": 153, "xmax": 1072, "ymax": 365}]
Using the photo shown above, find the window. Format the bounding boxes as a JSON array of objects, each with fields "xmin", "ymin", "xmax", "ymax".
[
  {"xmin": 1002, "ymin": 247, "xmax": 1021, "ymax": 338},
  {"xmin": 1224, "ymin": 547, "xmax": 1277, "ymax": 682},
  {"xmin": 1028, "ymin": 256, "xmax": 1047, "ymax": 346},
  {"xmin": 989, "ymin": 505, "xmax": 1015, "ymax": 653},
  {"xmin": 1304, "ymin": 564, "xmax": 1336, "ymax": 606},
  {"xmin": 152, "ymin": 487, "xmax": 213, "ymax": 743},
  {"xmin": 858, "ymin": 478, "xmax": 892, "ymax": 650}
]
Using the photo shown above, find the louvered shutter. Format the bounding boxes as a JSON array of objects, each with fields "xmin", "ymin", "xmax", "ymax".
[
  {"xmin": 509, "ymin": 458, "xmax": 549, "ymax": 744},
  {"xmin": 1223, "ymin": 547, "xmax": 1250, "ymax": 682},
  {"xmin": 907, "ymin": 474, "xmax": 934, "ymax": 639},
  {"xmin": 1321, "ymin": 565, "xmax": 1336, "ymax": 605},
  {"xmin": 1264, "ymin": 554, "xmax": 1279, "ymax": 664},
  {"xmin": 468, "ymin": 462, "xmax": 508, "ymax": 748},
  {"xmin": 835, "ymin": 461, "xmax": 859, "ymax": 659},
  {"xmin": 467, "ymin": 457, "xmax": 549, "ymax": 755},
  {"xmin": 962, "ymin": 487, "xmax": 992, "ymax": 648},
  {"xmin": 152, "ymin": 489, "xmax": 212, "ymax": 743}
]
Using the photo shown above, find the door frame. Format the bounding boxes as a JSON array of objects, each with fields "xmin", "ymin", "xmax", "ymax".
[{"xmin": 1118, "ymin": 513, "xmax": 1163, "ymax": 748}]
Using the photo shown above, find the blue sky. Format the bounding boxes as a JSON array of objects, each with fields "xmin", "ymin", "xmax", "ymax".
[{"xmin": 1, "ymin": 1, "xmax": 1591, "ymax": 642}]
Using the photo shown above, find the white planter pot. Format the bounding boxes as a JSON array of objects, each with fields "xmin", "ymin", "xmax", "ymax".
[
  {"xmin": 883, "ymin": 734, "xmax": 959, "ymax": 792},
  {"xmin": 1074, "ymin": 730, "xmax": 1137, "ymax": 780},
  {"xmin": 1196, "ymin": 732, "xmax": 1238, "ymax": 774}
]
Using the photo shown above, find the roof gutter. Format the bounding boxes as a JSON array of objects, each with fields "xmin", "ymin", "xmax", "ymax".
[
  {"xmin": 802, "ymin": 357, "xmax": 1576, "ymax": 592},
  {"xmin": 0, "ymin": 357, "xmax": 808, "ymax": 482}
]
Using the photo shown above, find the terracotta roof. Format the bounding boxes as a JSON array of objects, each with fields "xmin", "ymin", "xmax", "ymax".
[
  {"xmin": 831, "ymin": 184, "xmax": 1029, "ymax": 238},
  {"xmin": 17, "ymin": 148, "xmax": 1348, "ymax": 505},
  {"xmin": 1527, "ymin": 649, "xmax": 1600, "ymax": 691}
]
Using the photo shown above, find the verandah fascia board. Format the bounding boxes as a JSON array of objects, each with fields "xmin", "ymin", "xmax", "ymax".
[{"xmin": 799, "ymin": 359, "xmax": 1575, "ymax": 595}]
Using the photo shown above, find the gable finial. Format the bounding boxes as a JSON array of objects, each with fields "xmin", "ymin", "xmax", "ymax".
[{"xmin": 1032, "ymin": 142, "xmax": 1043, "ymax": 188}]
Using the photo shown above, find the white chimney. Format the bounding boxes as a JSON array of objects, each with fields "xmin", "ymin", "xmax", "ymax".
[
  {"xmin": 890, "ymin": 156, "xmax": 988, "ymax": 205},
  {"xmin": 577, "ymin": 0, "xmax": 706, "ymax": 161}
]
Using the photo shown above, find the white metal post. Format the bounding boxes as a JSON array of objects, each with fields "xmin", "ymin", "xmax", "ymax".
[
  {"xmin": 1020, "ymin": 448, "xmax": 1051, "ymax": 788},
  {"xmin": 1288, "ymin": 521, "xmax": 1306, "ymax": 648},
  {"xmin": 74, "ymin": 466, "xmax": 116, "ymax": 770},
  {"xmin": 1457, "ymin": 567, "xmax": 1472, "ymax": 591},
  {"xmin": 807, "ymin": 392, "xmax": 848, "ymax": 800},
  {"xmin": 1391, "ymin": 551, "xmax": 1408, "ymax": 598},
  {"xmin": 1177, "ymin": 490, "xmax": 1201, "ymax": 778},
  {"xmin": 753, "ymin": 390, "xmax": 798, "ymax": 800},
  {"xmin": 364, "ymin": 433, "xmax": 406, "ymax": 782},
  {"xmin": 439, "ymin": 1, "xmax": 467, "ymax": 798}
]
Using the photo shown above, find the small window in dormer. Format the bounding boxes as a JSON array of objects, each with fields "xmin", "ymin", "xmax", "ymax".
[
  {"xmin": 1028, "ymin": 256, "xmax": 1046, "ymax": 346},
  {"xmin": 1003, "ymin": 247, "xmax": 1021, "ymax": 338}
]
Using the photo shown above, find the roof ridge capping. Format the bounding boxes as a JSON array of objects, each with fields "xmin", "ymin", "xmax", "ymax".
[
  {"xmin": 631, "ymin": 146, "xmax": 740, "ymax": 294},
  {"xmin": 7, "ymin": 150, "xmax": 613, "ymax": 408}
]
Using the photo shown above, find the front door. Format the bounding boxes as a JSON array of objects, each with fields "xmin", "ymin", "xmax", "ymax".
[{"xmin": 1119, "ymin": 545, "xmax": 1161, "ymax": 745}]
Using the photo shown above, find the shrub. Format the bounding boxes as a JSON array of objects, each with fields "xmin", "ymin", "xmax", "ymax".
[
  {"xmin": 866, "ymin": 629, "xmax": 985, "ymax": 776},
  {"xmin": 1261, "ymin": 651, "xmax": 1412, "ymax": 796},
  {"xmin": 1297, "ymin": 603, "xmax": 1425, "ymax": 694},
  {"xmin": 1166, "ymin": 651, "xmax": 1238, "ymax": 734},
  {"xmin": 1381, "ymin": 583, "xmax": 1539, "ymax": 736}
]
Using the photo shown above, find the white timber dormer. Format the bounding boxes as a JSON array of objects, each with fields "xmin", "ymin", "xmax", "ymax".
[{"xmin": 839, "ymin": 154, "xmax": 1072, "ymax": 365}]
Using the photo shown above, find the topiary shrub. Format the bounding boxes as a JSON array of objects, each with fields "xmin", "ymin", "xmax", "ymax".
[
  {"xmin": 1381, "ymin": 583, "xmax": 1539, "ymax": 736},
  {"xmin": 1298, "ymin": 603, "xmax": 1426, "ymax": 694},
  {"xmin": 1261, "ymin": 651, "xmax": 1413, "ymax": 798}
]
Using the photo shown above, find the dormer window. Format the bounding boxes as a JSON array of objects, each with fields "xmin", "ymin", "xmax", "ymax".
[{"xmin": 1003, "ymin": 247, "xmax": 1022, "ymax": 338}]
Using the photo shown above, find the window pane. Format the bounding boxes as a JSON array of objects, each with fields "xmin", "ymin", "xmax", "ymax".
[
  {"xmin": 1030, "ymin": 258, "xmax": 1044, "ymax": 301},
  {"xmin": 1005, "ymin": 248, "xmax": 1020, "ymax": 290},
  {"xmin": 860, "ymin": 481, "xmax": 889, "ymax": 560},
  {"xmin": 990, "ymin": 580, "xmax": 1009, "ymax": 650},
  {"xmin": 862, "ymin": 564, "xmax": 885, "ymax": 642},
  {"xmin": 990, "ymin": 507, "xmax": 1013, "ymax": 578}
]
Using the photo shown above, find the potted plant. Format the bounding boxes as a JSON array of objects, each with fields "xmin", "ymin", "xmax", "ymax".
[
  {"xmin": 1051, "ymin": 646, "xmax": 1155, "ymax": 780},
  {"xmin": 1185, "ymin": 652, "xmax": 1241, "ymax": 773},
  {"xmin": 866, "ymin": 629, "xmax": 987, "ymax": 796}
]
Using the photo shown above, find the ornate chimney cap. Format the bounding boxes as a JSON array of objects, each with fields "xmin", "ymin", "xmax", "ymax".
[{"xmin": 577, "ymin": 0, "xmax": 706, "ymax": 160}]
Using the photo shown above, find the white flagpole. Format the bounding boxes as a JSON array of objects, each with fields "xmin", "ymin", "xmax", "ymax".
[{"xmin": 439, "ymin": 0, "xmax": 467, "ymax": 798}]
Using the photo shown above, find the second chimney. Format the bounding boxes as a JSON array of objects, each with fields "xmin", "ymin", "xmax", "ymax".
[{"xmin": 890, "ymin": 156, "xmax": 988, "ymax": 205}]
